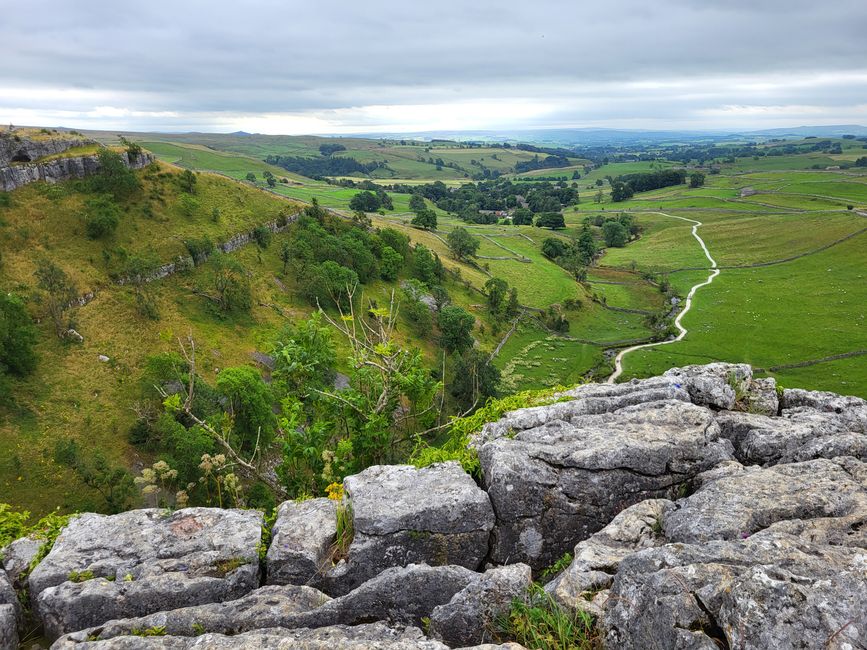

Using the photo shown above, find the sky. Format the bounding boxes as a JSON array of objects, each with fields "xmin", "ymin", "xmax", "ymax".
[{"xmin": 2, "ymin": 0, "xmax": 866, "ymax": 135}]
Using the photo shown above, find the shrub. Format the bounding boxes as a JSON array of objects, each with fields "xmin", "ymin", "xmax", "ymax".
[
  {"xmin": 84, "ymin": 195, "xmax": 121, "ymax": 239},
  {"xmin": 251, "ymin": 225, "xmax": 272, "ymax": 250}
]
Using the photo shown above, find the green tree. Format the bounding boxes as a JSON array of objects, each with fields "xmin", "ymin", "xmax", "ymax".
[
  {"xmin": 610, "ymin": 181, "xmax": 633, "ymax": 202},
  {"xmin": 535, "ymin": 212, "xmax": 565, "ymax": 229},
  {"xmin": 446, "ymin": 227, "xmax": 480, "ymax": 260},
  {"xmin": 349, "ymin": 191, "xmax": 381, "ymax": 212},
  {"xmin": 689, "ymin": 172, "xmax": 706, "ymax": 188},
  {"xmin": 246, "ymin": 172, "xmax": 257, "ymax": 182},
  {"xmin": 511, "ymin": 208, "xmax": 533, "ymax": 225},
  {"xmin": 409, "ymin": 193, "xmax": 426, "ymax": 212},
  {"xmin": 280, "ymin": 240, "xmax": 292, "ymax": 274},
  {"xmin": 215, "ymin": 366, "xmax": 276, "ymax": 453},
  {"xmin": 179, "ymin": 169, "xmax": 198, "ymax": 194},
  {"xmin": 450, "ymin": 349, "xmax": 500, "ymax": 412},
  {"xmin": 541, "ymin": 237, "xmax": 567, "ymax": 259},
  {"xmin": 34, "ymin": 259, "xmax": 78, "ymax": 337},
  {"xmin": 379, "ymin": 245, "xmax": 403, "ymax": 281},
  {"xmin": 122, "ymin": 255, "xmax": 160, "ymax": 319},
  {"xmin": 266, "ymin": 175, "xmax": 277, "ymax": 188},
  {"xmin": 209, "ymin": 253, "xmax": 252, "ymax": 314},
  {"xmin": 412, "ymin": 245, "xmax": 443, "ymax": 287},
  {"xmin": 437, "ymin": 305, "xmax": 475, "ymax": 353},
  {"xmin": 504, "ymin": 287, "xmax": 520, "ymax": 318},
  {"xmin": 84, "ymin": 194, "xmax": 121, "ymax": 239},
  {"xmin": 0, "ymin": 293, "xmax": 37, "ymax": 399},
  {"xmin": 411, "ymin": 208, "xmax": 437, "ymax": 230},
  {"xmin": 90, "ymin": 149, "xmax": 139, "ymax": 200},
  {"xmin": 484, "ymin": 277, "xmax": 508, "ymax": 312},
  {"xmin": 271, "ymin": 312, "xmax": 336, "ymax": 398},
  {"xmin": 602, "ymin": 220, "xmax": 628, "ymax": 247}
]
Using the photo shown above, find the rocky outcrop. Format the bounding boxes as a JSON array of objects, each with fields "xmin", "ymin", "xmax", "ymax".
[
  {"xmin": 430, "ymin": 564, "xmax": 532, "ymax": 647},
  {"xmin": 4, "ymin": 363, "xmax": 866, "ymax": 649},
  {"xmin": 323, "ymin": 463, "xmax": 495, "ymax": 595},
  {"xmin": 266, "ymin": 497, "xmax": 337, "ymax": 589},
  {"xmin": 0, "ymin": 131, "xmax": 93, "ymax": 167},
  {"xmin": 479, "ymin": 398, "xmax": 733, "ymax": 569},
  {"xmin": 0, "ymin": 569, "xmax": 20, "ymax": 649},
  {"xmin": 0, "ymin": 150, "xmax": 154, "ymax": 192},
  {"xmin": 29, "ymin": 508, "xmax": 263, "ymax": 640}
]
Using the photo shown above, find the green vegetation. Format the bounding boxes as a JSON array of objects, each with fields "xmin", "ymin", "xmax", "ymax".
[{"xmin": 498, "ymin": 583, "xmax": 600, "ymax": 650}]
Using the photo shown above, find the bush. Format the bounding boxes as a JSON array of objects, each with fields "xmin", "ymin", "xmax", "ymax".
[
  {"xmin": 90, "ymin": 149, "xmax": 140, "ymax": 199},
  {"xmin": 84, "ymin": 195, "xmax": 121, "ymax": 239},
  {"xmin": 0, "ymin": 292, "xmax": 37, "ymax": 377},
  {"xmin": 498, "ymin": 583, "xmax": 599, "ymax": 649},
  {"xmin": 184, "ymin": 237, "xmax": 215, "ymax": 265},
  {"xmin": 252, "ymin": 225, "xmax": 272, "ymax": 250}
]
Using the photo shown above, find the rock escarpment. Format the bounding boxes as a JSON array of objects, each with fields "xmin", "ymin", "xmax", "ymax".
[
  {"xmin": 0, "ymin": 131, "xmax": 154, "ymax": 192},
  {"xmin": 2, "ymin": 363, "xmax": 865, "ymax": 649}
]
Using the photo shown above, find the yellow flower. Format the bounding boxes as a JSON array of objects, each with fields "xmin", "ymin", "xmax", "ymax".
[{"xmin": 325, "ymin": 482, "xmax": 344, "ymax": 501}]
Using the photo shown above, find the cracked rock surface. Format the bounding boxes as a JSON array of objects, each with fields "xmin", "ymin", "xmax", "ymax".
[
  {"xmin": 324, "ymin": 463, "xmax": 494, "ymax": 595},
  {"xmin": 29, "ymin": 508, "xmax": 263, "ymax": 640}
]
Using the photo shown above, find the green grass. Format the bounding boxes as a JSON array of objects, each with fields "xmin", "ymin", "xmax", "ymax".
[
  {"xmin": 619, "ymin": 234, "xmax": 867, "ymax": 397},
  {"xmin": 495, "ymin": 325, "xmax": 603, "ymax": 393}
]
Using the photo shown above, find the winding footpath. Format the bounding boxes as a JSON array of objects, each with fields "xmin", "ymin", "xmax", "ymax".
[{"xmin": 607, "ymin": 212, "xmax": 719, "ymax": 383}]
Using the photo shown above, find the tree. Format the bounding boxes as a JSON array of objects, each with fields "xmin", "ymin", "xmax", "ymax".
[
  {"xmin": 84, "ymin": 194, "xmax": 121, "ymax": 239},
  {"xmin": 0, "ymin": 293, "xmax": 37, "ymax": 392},
  {"xmin": 271, "ymin": 312, "xmax": 336, "ymax": 398},
  {"xmin": 179, "ymin": 169, "xmax": 198, "ymax": 194},
  {"xmin": 541, "ymin": 237, "xmax": 567, "ymax": 259},
  {"xmin": 246, "ymin": 172, "xmax": 257, "ymax": 182},
  {"xmin": 411, "ymin": 208, "xmax": 437, "ymax": 230},
  {"xmin": 215, "ymin": 366, "xmax": 276, "ymax": 453},
  {"xmin": 446, "ymin": 227, "xmax": 480, "ymax": 260},
  {"xmin": 511, "ymin": 207, "xmax": 533, "ymax": 225},
  {"xmin": 450, "ymin": 349, "xmax": 500, "ymax": 412},
  {"xmin": 90, "ymin": 149, "xmax": 140, "ymax": 200},
  {"xmin": 119, "ymin": 136, "xmax": 142, "ymax": 157},
  {"xmin": 379, "ymin": 245, "xmax": 403, "ymax": 281},
  {"xmin": 855, "ymin": 156, "xmax": 867, "ymax": 167},
  {"xmin": 577, "ymin": 226, "xmax": 597, "ymax": 262},
  {"xmin": 349, "ymin": 191, "xmax": 381, "ymax": 212},
  {"xmin": 437, "ymin": 305, "xmax": 474, "ymax": 353},
  {"xmin": 689, "ymin": 172, "xmax": 706, "ymax": 188},
  {"xmin": 602, "ymin": 220, "xmax": 628, "ymax": 248},
  {"xmin": 35, "ymin": 259, "xmax": 78, "ymax": 337},
  {"xmin": 504, "ymin": 287, "xmax": 520, "ymax": 318},
  {"xmin": 535, "ymin": 212, "xmax": 566, "ymax": 229},
  {"xmin": 484, "ymin": 277, "xmax": 508, "ymax": 312},
  {"xmin": 266, "ymin": 175, "xmax": 277, "ymax": 188},
  {"xmin": 209, "ymin": 253, "xmax": 252, "ymax": 314},
  {"xmin": 313, "ymin": 260, "xmax": 359, "ymax": 309},
  {"xmin": 610, "ymin": 181, "xmax": 634, "ymax": 202},
  {"xmin": 280, "ymin": 240, "xmax": 292, "ymax": 274},
  {"xmin": 409, "ymin": 193, "xmax": 426, "ymax": 212},
  {"xmin": 412, "ymin": 245, "xmax": 443, "ymax": 286},
  {"xmin": 122, "ymin": 255, "xmax": 160, "ymax": 319}
]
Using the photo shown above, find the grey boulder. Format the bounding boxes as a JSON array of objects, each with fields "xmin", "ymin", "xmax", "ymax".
[
  {"xmin": 29, "ymin": 508, "xmax": 263, "ymax": 640},
  {"xmin": 54, "ymin": 585, "xmax": 330, "ymax": 646},
  {"xmin": 430, "ymin": 563, "xmax": 532, "ymax": 647},
  {"xmin": 479, "ymin": 399, "xmax": 733, "ymax": 569},
  {"xmin": 604, "ymin": 530, "xmax": 867, "ymax": 650},
  {"xmin": 324, "ymin": 463, "xmax": 494, "ymax": 594},
  {"xmin": 545, "ymin": 498, "xmax": 674, "ymax": 615},
  {"xmin": 2, "ymin": 534, "xmax": 42, "ymax": 590},
  {"xmin": 663, "ymin": 457, "xmax": 867, "ymax": 543},
  {"xmin": 266, "ymin": 498, "xmax": 337, "ymax": 589},
  {"xmin": 663, "ymin": 362, "xmax": 751, "ymax": 410}
]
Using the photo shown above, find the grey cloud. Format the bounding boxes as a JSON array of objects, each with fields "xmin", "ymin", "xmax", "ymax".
[{"xmin": 1, "ymin": 0, "xmax": 866, "ymax": 131}]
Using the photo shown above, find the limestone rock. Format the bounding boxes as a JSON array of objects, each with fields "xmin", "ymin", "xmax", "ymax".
[
  {"xmin": 782, "ymin": 388, "xmax": 867, "ymax": 432},
  {"xmin": 604, "ymin": 531, "xmax": 867, "ymax": 650},
  {"xmin": 2, "ymin": 535, "xmax": 42, "ymax": 589},
  {"xmin": 54, "ymin": 585, "xmax": 330, "ymax": 645},
  {"xmin": 29, "ymin": 508, "xmax": 263, "ymax": 640},
  {"xmin": 662, "ymin": 457, "xmax": 867, "ymax": 543},
  {"xmin": 663, "ymin": 362, "xmax": 751, "ymax": 410},
  {"xmin": 479, "ymin": 400, "xmax": 733, "ymax": 569},
  {"xmin": 0, "ymin": 604, "xmax": 17, "ymax": 650},
  {"xmin": 430, "ymin": 563, "xmax": 532, "ymax": 647},
  {"xmin": 54, "ymin": 623, "xmax": 449, "ymax": 649},
  {"xmin": 545, "ymin": 498, "xmax": 674, "ymax": 615},
  {"xmin": 324, "ymin": 463, "xmax": 494, "ymax": 594},
  {"xmin": 56, "ymin": 564, "xmax": 478, "ymax": 647},
  {"xmin": 474, "ymin": 375, "xmax": 691, "ymax": 446},
  {"xmin": 744, "ymin": 376, "xmax": 778, "ymax": 415},
  {"xmin": 266, "ymin": 498, "xmax": 337, "ymax": 589},
  {"xmin": 716, "ymin": 409, "xmax": 867, "ymax": 465}
]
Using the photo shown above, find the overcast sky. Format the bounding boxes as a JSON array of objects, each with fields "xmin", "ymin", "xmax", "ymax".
[{"xmin": 2, "ymin": 0, "xmax": 866, "ymax": 134}]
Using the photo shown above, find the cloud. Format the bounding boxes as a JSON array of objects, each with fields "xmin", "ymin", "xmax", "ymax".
[{"xmin": 1, "ymin": 0, "xmax": 865, "ymax": 132}]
